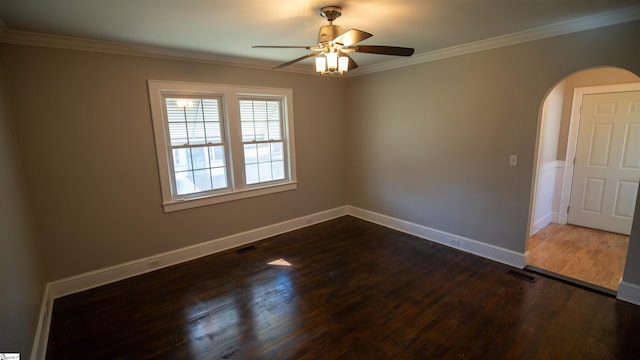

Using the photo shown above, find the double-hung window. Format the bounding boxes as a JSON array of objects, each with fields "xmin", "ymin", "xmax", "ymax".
[
  {"xmin": 239, "ymin": 97, "xmax": 287, "ymax": 185},
  {"xmin": 148, "ymin": 80, "xmax": 297, "ymax": 212}
]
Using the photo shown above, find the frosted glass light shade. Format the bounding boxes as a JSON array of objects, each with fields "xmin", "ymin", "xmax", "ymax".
[
  {"xmin": 315, "ymin": 56, "xmax": 326, "ymax": 73},
  {"xmin": 338, "ymin": 56, "xmax": 349, "ymax": 72},
  {"xmin": 326, "ymin": 52, "xmax": 338, "ymax": 71}
]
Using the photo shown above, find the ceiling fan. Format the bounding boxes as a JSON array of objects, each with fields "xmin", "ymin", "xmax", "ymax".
[{"xmin": 253, "ymin": 6, "xmax": 415, "ymax": 74}]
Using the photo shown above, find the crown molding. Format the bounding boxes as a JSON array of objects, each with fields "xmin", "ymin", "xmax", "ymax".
[
  {"xmin": 350, "ymin": 4, "xmax": 640, "ymax": 77},
  {"xmin": 1, "ymin": 4, "xmax": 639, "ymax": 78},
  {"xmin": 0, "ymin": 27, "xmax": 316, "ymax": 75}
]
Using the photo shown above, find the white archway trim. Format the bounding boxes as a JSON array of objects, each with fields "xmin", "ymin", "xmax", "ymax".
[{"xmin": 558, "ymin": 82, "xmax": 640, "ymax": 224}]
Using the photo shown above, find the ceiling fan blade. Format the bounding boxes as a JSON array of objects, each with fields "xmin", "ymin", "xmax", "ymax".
[
  {"xmin": 332, "ymin": 29, "xmax": 373, "ymax": 46},
  {"xmin": 355, "ymin": 45, "xmax": 415, "ymax": 56},
  {"xmin": 273, "ymin": 52, "xmax": 320, "ymax": 69},
  {"xmin": 253, "ymin": 45, "xmax": 312, "ymax": 49}
]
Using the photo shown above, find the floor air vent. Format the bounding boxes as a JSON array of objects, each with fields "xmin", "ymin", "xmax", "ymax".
[
  {"xmin": 236, "ymin": 245, "xmax": 258, "ymax": 254},
  {"xmin": 507, "ymin": 270, "xmax": 537, "ymax": 282}
]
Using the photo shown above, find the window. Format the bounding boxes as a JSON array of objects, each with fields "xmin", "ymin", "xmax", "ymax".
[
  {"xmin": 164, "ymin": 96, "xmax": 228, "ymax": 196},
  {"xmin": 148, "ymin": 81, "xmax": 297, "ymax": 212}
]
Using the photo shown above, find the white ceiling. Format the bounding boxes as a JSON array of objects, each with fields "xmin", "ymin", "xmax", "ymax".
[{"xmin": 1, "ymin": 0, "xmax": 639, "ymax": 73}]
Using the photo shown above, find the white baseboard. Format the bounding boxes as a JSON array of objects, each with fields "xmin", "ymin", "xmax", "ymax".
[
  {"xmin": 531, "ymin": 212, "xmax": 553, "ymax": 236},
  {"xmin": 30, "ymin": 285, "xmax": 52, "ymax": 360},
  {"xmin": 530, "ymin": 212, "xmax": 560, "ymax": 236},
  {"xmin": 346, "ymin": 206, "xmax": 527, "ymax": 268},
  {"xmin": 42, "ymin": 204, "xmax": 637, "ymax": 358},
  {"xmin": 48, "ymin": 206, "xmax": 348, "ymax": 299},
  {"xmin": 35, "ymin": 206, "xmax": 531, "ymax": 302},
  {"xmin": 617, "ymin": 280, "xmax": 640, "ymax": 306},
  {"xmin": 31, "ymin": 206, "xmax": 348, "ymax": 359}
]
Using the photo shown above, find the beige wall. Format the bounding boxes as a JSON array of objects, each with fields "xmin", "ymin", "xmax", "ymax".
[
  {"xmin": 345, "ymin": 21, "xmax": 640, "ymax": 256},
  {"xmin": 0, "ymin": 54, "xmax": 44, "ymax": 358},
  {"xmin": 3, "ymin": 19, "xmax": 640, "ymax": 355},
  {"xmin": 0, "ymin": 45, "xmax": 347, "ymax": 281}
]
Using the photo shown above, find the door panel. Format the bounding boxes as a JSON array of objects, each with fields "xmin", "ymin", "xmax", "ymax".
[
  {"xmin": 581, "ymin": 177, "xmax": 605, "ymax": 213},
  {"xmin": 568, "ymin": 90, "xmax": 640, "ymax": 235},
  {"xmin": 622, "ymin": 124, "xmax": 640, "ymax": 169},
  {"xmin": 587, "ymin": 124, "xmax": 612, "ymax": 167},
  {"xmin": 613, "ymin": 180, "xmax": 638, "ymax": 219}
]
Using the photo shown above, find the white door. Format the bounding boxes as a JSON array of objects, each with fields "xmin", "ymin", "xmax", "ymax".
[{"xmin": 568, "ymin": 90, "xmax": 640, "ymax": 235}]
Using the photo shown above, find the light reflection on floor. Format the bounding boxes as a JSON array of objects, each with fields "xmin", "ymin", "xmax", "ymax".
[
  {"xmin": 185, "ymin": 264, "xmax": 299, "ymax": 358},
  {"xmin": 268, "ymin": 258, "xmax": 292, "ymax": 266}
]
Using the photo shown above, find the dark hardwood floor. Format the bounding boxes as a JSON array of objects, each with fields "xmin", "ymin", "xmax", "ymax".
[{"xmin": 46, "ymin": 216, "xmax": 640, "ymax": 359}]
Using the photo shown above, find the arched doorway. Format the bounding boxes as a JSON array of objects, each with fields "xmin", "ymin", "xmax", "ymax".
[{"xmin": 528, "ymin": 67, "xmax": 640, "ymax": 293}]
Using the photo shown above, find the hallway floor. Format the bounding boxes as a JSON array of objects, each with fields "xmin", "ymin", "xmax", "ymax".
[{"xmin": 528, "ymin": 223, "xmax": 629, "ymax": 291}]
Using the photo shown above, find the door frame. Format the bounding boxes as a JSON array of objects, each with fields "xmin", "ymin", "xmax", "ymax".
[{"xmin": 558, "ymin": 82, "xmax": 640, "ymax": 225}]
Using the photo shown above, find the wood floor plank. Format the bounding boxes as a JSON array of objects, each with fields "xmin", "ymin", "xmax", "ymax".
[
  {"xmin": 46, "ymin": 216, "xmax": 640, "ymax": 359},
  {"xmin": 528, "ymin": 223, "xmax": 629, "ymax": 290}
]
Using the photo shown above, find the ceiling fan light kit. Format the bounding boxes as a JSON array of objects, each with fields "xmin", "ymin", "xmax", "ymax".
[
  {"xmin": 253, "ymin": 6, "xmax": 415, "ymax": 75},
  {"xmin": 316, "ymin": 49, "xmax": 349, "ymax": 74}
]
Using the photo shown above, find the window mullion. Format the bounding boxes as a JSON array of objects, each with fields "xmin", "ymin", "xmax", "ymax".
[{"xmin": 226, "ymin": 93, "xmax": 245, "ymax": 191}]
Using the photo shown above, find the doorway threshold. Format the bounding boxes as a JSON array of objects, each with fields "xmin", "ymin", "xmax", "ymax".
[{"xmin": 524, "ymin": 265, "xmax": 617, "ymax": 297}]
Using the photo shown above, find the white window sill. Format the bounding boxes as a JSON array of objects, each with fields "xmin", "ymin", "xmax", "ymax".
[{"xmin": 162, "ymin": 182, "xmax": 298, "ymax": 213}]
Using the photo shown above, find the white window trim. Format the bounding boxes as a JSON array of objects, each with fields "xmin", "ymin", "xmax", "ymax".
[{"xmin": 148, "ymin": 80, "xmax": 297, "ymax": 212}]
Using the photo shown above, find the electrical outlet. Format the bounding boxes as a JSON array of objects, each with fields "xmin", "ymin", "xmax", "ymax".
[
  {"xmin": 509, "ymin": 154, "xmax": 518, "ymax": 166},
  {"xmin": 147, "ymin": 259, "xmax": 162, "ymax": 268},
  {"xmin": 448, "ymin": 238, "xmax": 460, "ymax": 247}
]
